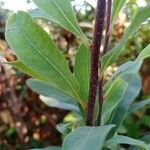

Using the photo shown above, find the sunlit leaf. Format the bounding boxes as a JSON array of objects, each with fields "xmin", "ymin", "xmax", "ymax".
[
  {"xmin": 6, "ymin": 12, "xmax": 83, "ymax": 106},
  {"xmin": 33, "ymin": 0, "xmax": 89, "ymax": 45}
]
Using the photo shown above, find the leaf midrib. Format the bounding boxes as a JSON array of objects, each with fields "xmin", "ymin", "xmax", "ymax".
[{"xmin": 16, "ymin": 14, "xmax": 81, "ymax": 103}]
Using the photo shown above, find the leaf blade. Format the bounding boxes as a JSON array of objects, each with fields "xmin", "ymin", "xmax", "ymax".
[
  {"xmin": 111, "ymin": 0, "xmax": 126, "ymax": 23},
  {"xmin": 74, "ymin": 44, "xmax": 90, "ymax": 102},
  {"xmin": 105, "ymin": 135, "xmax": 150, "ymax": 150},
  {"xmin": 29, "ymin": 9, "xmax": 57, "ymax": 23},
  {"xmin": 128, "ymin": 99, "xmax": 150, "ymax": 115},
  {"xmin": 33, "ymin": 0, "xmax": 88, "ymax": 45},
  {"xmin": 62, "ymin": 125, "xmax": 115, "ymax": 150},
  {"xmin": 102, "ymin": 79, "xmax": 127, "ymax": 123},
  {"xmin": 6, "ymin": 61, "xmax": 44, "ymax": 80},
  {"xmin": 109, "ymin": 73, "xmax": 141, "ymax": 135},
  {"xmin": 27, "ymin": 79, "xmax": 79, "ymax": 112},
  {"xmin": 5, "ymin": 11, "xmax": 82, "ymax": 106},
  {"xmin": 136, "ymin": 44, "xmax": 150, "ymax": 61}
]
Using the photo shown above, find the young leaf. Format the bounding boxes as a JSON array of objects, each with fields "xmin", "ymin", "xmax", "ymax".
[
  {"xmin": 5, "ymin": 61, "xmax": 44, "ymax": 80},
  {"xmin": 128, "ymin": 99, "xmax": 150, "ymax": 115},
  {"xmin": 111, "ymin": 0, "xmax": 126, "ymax": 23},
  {"xmin": 74, "ymin": 44, "xmax": 90, "ymax": 102},
  {"xmin": 27, "ymin": 79, "xmax": 79, "ymax": 112},
  {"xmin": 5, "ymin": 12, "xmax": 83, "ymax": 106},
  {"xmin": 109, "ymin": 73, "xmax": 141, "ymax": 135},
  {"xmin": 102, "ymin": 79, "xmax": 127, "ymax": 124},
  {"xmin": 105, "ymin": 135, "xmax": 150, "ymax": 150},
  {"xmin": 32, "ymin": 0, "xmax": 89, "ymax": 45},
  {"xmin": 62, "ymin": 125, "xmax": 115, "ymax": 150},
  {"xmin": 136, "ymin": 44, "xmax": 150, "ymax": 61},
  {"xmin": 101, "ymin": 4, "xmax": 150, "ymax": 73}
]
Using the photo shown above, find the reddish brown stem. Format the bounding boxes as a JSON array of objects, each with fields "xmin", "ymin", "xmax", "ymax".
[
  {"xmin": 103, "ymin": 0, "xmax": 112, "ymax": 54},
  {"xmin": 96, "ymin": 0, "xmax": 112, "ymax": 126},
  {"xmin": 86, "ymin": 0, "xmax": 106, "ymax": 126},
  {"xmin": 96, "ymin": 78, "xmax": 104, "ymax": 126}
]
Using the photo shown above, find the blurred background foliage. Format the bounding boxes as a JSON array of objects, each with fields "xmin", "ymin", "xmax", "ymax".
[{"xmin": 0, "ymin": 0, "xmax": 150, "ymax": 149}]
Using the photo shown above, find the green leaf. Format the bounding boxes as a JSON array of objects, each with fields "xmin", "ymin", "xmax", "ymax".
[
  {"xmin": 29, "ymin": 9, "xmax": 57, "ymax": 23},
  {"xmin": 111, "ymin": 61, "xmax": 142, "ymax": 79},
  {"xmin": 139, "ymin": 115, "xmax": 150, "ymax": 128},
  {"xmin": 31, "ymin": 146, "xmax": 61, "ymax": 150},
  {"xmin": 40, "ymin": 96, "xmax": 80, "ymax": 113},
  {"xmin": 104, "ymin": 62, "xmax": 142, "ymax": 128},
  {"xmin": 105, "ymin": 135, "xmax": 150, "ymax": 150},
  {"xmin": 56, "ymin": 119, "xmax": 83, "ymax": 136},
  {"xmin": 27, "ymin": 79, "xmax": 79, "ymax": 112},
  {"xmin": 111, "ymin": 0, "xmax": 126, "ymax": 23},
  {"xmin": 141, "ymin": 134, "xmax": 150, "ymax": 144},
  {"xmin": 128, "ymin": 99, "xmax": 150, "ymax": 115},
  {"xmin": 62, "ymin": 125, "xmax": 115, "ymax": 150},
  {"xmin": 103, "ymin": 61, "xmax": 141, "ymax": 124},
  {"xmin": 102, "ymin": 79, "xmax": 127, "ymax": 124},
  {"xmin": 57, "ymin": 122, "xmax": 73, "ymax": 136},
  {"xmin": 104, "ymin": 61, "xmax": 142, "ymax": 93},
  {"xmin": 136, "ymin": 44, "xmax": 150, "ymax": 61},
  {"xmin": 101, "ymin": 4, "xmax": 150, "ymax": 73},
  {"xmin": 5, "ymin": 61, "xmax": 44, "ymax": 80},
  {"xmin": 32, "ymin": 0, "xmax": 89, "ymax": 45},
  {"xmin": 74, "ymin": 44, "xmax": 90, "ymax": 102},
  {"xmin": 109, "ymin": 73, "xmax": 141, "ymax": 135},
  {"xmin": 6, "ymin": 12, "xmax": 83, "ymax": 107}
]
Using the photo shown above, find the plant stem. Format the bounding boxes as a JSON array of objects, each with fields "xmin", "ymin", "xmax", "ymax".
[
  {"xmin": 103, "ymin": 0, "xmax": 112, "ymax": 54},
  {"xmin": 96, "ymin": 0, "xmax": 112, "ymax": 126},
  {"xmin": 86, "ymin": 0, "xmax": 106, "ymax": 126},
  {"xmin": 96, "ymin": 78, "xmax": 103, "ymax": 126}
]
